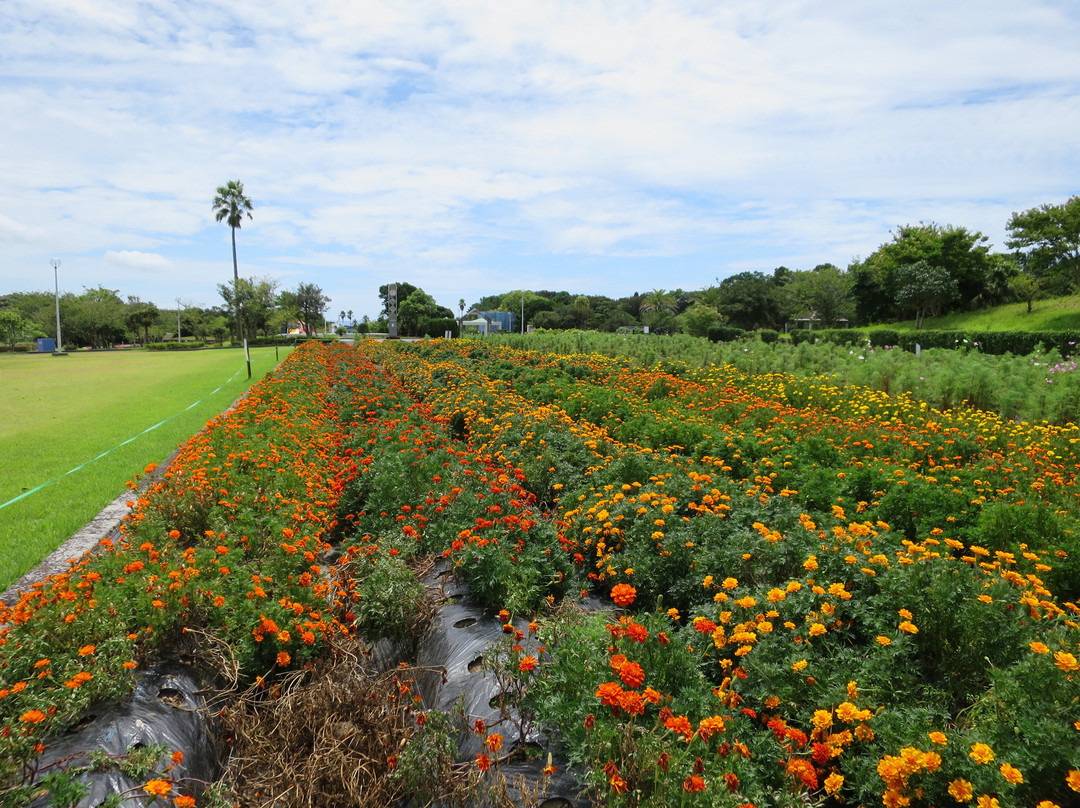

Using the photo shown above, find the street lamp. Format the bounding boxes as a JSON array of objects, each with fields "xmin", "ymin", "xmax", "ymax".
[
  {"xmin": 50, "ymin": 258, "xmax": 63, "ymax": 354},
  {"xmin": 176, "ymin": 298, "xmax": 182, "ymax": 343}
]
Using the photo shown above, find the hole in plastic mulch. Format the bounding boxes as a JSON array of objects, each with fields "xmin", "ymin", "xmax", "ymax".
[{"xmin": 453, "ymin": 617, "xmax": 477, "ymax": 629}]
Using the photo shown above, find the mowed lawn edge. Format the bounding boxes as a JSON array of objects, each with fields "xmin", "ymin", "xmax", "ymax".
[{"xmin": 0, "ymin": 347, "xmax": 294, "ymax": 589}]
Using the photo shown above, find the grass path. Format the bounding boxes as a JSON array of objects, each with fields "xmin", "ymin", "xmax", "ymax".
[{"xmin": 0, "ymin": 346, "xmax": 293, "ymax": 589}]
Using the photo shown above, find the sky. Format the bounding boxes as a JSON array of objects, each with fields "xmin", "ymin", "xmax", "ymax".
[{"xmin": 1, "ymin": 0, "xmax": 1078, "ymax": 321}]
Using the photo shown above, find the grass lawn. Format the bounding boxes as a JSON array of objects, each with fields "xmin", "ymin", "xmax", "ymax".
[
  {"xmin": 891, "ymin": 293, "xmax": 1080, "ymax": 331},
  {"xmin": 0, "ymin": 346, "xmax": 294, "ymax": 590}
]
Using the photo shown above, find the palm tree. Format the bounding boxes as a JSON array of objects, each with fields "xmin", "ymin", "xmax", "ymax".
[
  {"xmin": 213, "ymin": 179, "xmax": 254, "ymax": 375},
  {"xmin": 212, "ymin": 180, "xmax": 254, "ymax": 284},
  {"xmin": 639, "ymin": 288, "xmax": 677, "ymax": 318}
]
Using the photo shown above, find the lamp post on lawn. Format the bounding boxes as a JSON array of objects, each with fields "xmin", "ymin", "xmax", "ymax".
[
  {"xmin": 50, "ymin": 257, "xmax": 63, "ymax": 354},
  {"xmin": 176, "ymin": 298, "xmax": 182, "ymax": 343}
]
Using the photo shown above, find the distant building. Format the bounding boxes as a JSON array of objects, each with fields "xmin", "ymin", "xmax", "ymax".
[{"xmin": 459, "ymin": 310, "xmax": 516, "ymax": 336}]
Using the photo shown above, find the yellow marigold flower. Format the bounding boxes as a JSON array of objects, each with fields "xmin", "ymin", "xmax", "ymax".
[
  {"xmin": 812, "ymin": 709, "xmax": 833, "ymax": 730},
  {"xmin": 791, "ymin": 659, "xmax": 808, "ymax": 672},
  {"xmin": 1029, "ymin": 641, "xmax": 1050, "ymax": 654},
  {"xmin": 1054, "ymin": 651, "xmax": 1080, "ymax": 672},
  {"xmin": 928, "ymin": 731, "xmax": 947, "ymax": 745},
  {"xmin": 969, "ymin": 742, "xmax": 995, "ymax": 764},
  {"xmin": 824, "ymin": 772, "xmax": 844, "ymax": 794},
  {"xmin": 1034, "ymin": 802, "xmax": 1061, "ymax": 808},
  {"xmin": 803, "ymin": 555, "xmax": 819, "ymax": 571},
  {"xmin": 898, "ymin": 620, "xmax": 919, "ymax": 634},
  {"xmin": 976, "ymin": 796, "xmax": 1000, "ymax": 808},
  {"xmin": 999, "ymin": 762, "xmax": 1023, "ymax": 785},
  {"xmin": 947, "ymin": 778, "xmax": 973, "ymax": 802},
  {"xmin": 722, "ymin": 576, "xmax": 739, "ymax": 590},
  {"xmin": 809, "ymin": 623, "xmax": 827, "ymax": 637},
  {"xmin": 876, "ymin": 635, "xmax": 892, "ymax": 646},
  {"xmin": 1067, "ymin": 769, "xmax": 1080, "ymax": 792},
  {"xmin": 898, "ymin": 608, "xmax": 913, "ymax": 619},
  {"xmin": 702, "ymin": 575, "xmax": 714, "ymax": 588}
]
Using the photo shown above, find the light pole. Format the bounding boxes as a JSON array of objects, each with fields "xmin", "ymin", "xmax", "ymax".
[
  {"xmin": 176, "ymin": 298, "xmax": 182, "ymax": 343},
  {"xmin": 521, "ymin": 289, "xmax": 525, "ymax": 334},
  {"xmin": 50, "ymin": 258, "xmax": 63, "ymax": 354}
]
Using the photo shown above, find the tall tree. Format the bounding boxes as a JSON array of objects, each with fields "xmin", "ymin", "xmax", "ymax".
[
  {"xmin": 294, "ymin": 283, "xmax": 331, "ymax": 336},
  {"xmin": 125, "ymin": 298, "xmax": 161, "ymax": 345},
  {"xmin": 1006, "ymin": 196, "xmax": 1080, "ymax": 290},
  {"xmin": 639, "ymin": 289, "xmax": 677, "ymax": 321},
  {"xmin": 212, "ymin": 180, "xmax": 254, "ymax": 285},
  {"xmin": 212, "ymin": 179, "xmax": 254, "ymax": 372},
  {"xmin": 0, "ymin": 308, "xmax": 36, "ymax": 351},
  {"xmin": 895, "ymin": 261, "xmax": 957, "ymax": 330}
]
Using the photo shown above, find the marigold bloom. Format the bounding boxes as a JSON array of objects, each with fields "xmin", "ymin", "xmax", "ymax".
[
  {"xmin": 174, "ymin": 797, "xmax": 196, "ymax": 808},
  {"xmin": 665, "ymin": 714, "xmax": 693, "ymax": 740},
  {"xmin": 898, "ymin": 620, "xmax": 919, "ymax": 634},
  {"xmin": 476, "ymin": 752, "xmax": 491, "ymax": 772},
  {"xmin": 1067, "ymin": 769, "xmax": 1080, "ymax": 792},
  {"xmin": 276, "ymin": 651, "xmax": 291, "ymax": 667},
  {"xmin": 1054, "ymin": 651, "xmax": 1080, "ymax": 672},
  {"xmin": 976, "ymin": 796, "xmax": 1000, "ymax": 808},
  {"xmin": 928, "ymin": 731, "xmax": 947, "ymax": 745},
  {"xmin": 485, "ymin": 733, "xmax": 503, "ymax": 753},
  {"xmin": 682, "ymin": 775, "xmax": 706, "ymax": 792},
  {"xmin": 948, "ymin": 778, "xmax": 974, "ymax": 802},
  {"xmin": 1030, "ymin": 641, "xmax": 1050, "ymax": 654},
  {"xmin": 876, "ymin": 635, "xmax": 892, "ymax": 646},
  {"xmin": 824, "ymin": 772, "xmax": 844, "ymax": 794},
  {"xmin": 78, "ymin": 644, "xmax": 96, "ymax": 656},
  {"xmin": 609, "ymin": 773, "xmax": 628, "ymax": 794},
  {"xmin": 20, "ymin": 710, "xmax": 46, "ymax": 723},
  {"xmin": 999, "ymin": 762, "xmax": 1023, "ymax": 784},
  {"xmin": 518, "ymin": 656, "xmax": 538, "ymax": 672},
  {"xmin": 808, "ymin": 623, "xmax": 827, "ymax": 637},
  {"xmin": 722, "ymin": 576, "xmax": 739, "ymax": 590},
  {"xmin": 143, "ymin": 780, "xmax": 171, "ymax": 796},
  {"xmin": 618, "ymin": 661, "xmax": 646, "ymax": 688},
  {"xmin": 969, "ymin": 742, "xmax": 995, "ymax": 764},
  {"xmin": 618, "ymin": 690, "xmax": 645, "ymax": 715},
  {"xmin": 610, "ymin": 583, "xmax": 636, "ymax": 607}
]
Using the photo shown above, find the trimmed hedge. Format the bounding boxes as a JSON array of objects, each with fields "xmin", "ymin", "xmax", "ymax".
[
  {"xmin": 706, "ymin": 325, "xmax": 746, "ymax": 342},
  {"xmin": 781, "ymin": 328, "xmax": 1080, "ymax": 357}
]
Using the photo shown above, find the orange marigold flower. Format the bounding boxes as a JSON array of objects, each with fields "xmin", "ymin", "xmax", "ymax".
[
  {"xmin": 168, "ymin": 530, "xmax": 181, "ymax": 540},
  {"xmin": 20, "ymin": 710, "xmax": 46, "ymax": 723},
  {"xmin": 1030, "ymin": 641, "xmax": 1050, "ymax": 654},
  {"xmin": 976, "ymin": 796, "xmax": 1000, "ymax": 808},
  {"xmin": 876, "ymin": 635, "xmax": 892, "ymax": 646},
  {"xmin": 78, "ymin": 644, "xmax": 96, "ymax": 656},
  {"xmin": 171, "ymin": 750, "xmax": 184, "ymax": 765},
  {"xmin": 682, "ymin": 775, "xmax": 706, "ymax": 792},
  {"xmin": 618, "ymin": 661, "xmax": 646, "ymax": 688},
  {"xmin": 609, "ymin": 772, "xmax": 628, "ymax": 794},
  {"xmin": 174, "ymin": 796, "xmax": 196, "ymax": 808},
  {"xmin": 518, "ymin": 656, "xmax": 538, "ymax": 672},
  {"xmin": 1054, "ymin": 651, "xmax": 1079, "ymax": 672},
  {"xmin": 665, "ymin": 715, "xmax": 694, "ymax": 741},
  {"xmin": 610, "ymin": 583, "xmax": 636, "ymax": 607},
  {"xmin": 1067, "ymin": 769, "xmax": 1080, "ymax": 792},
  {"xmin": 969, "ymin": 742, "xmax": 995, "ymax": 764},
  {"xmin": 143, "ymin": 779, "xmax": 171, "ymax": 796},
  {"xmin": 476, "ymin": 752, "xmax": 491, "ymax": 772},
  {"xmin": 596, "ymin": 681, "xmax": 623, "ymax": 707},
  {"xmin": 824, "ymin": 772, "xmax": 844, "ymax": 795},
  {"xmin": 948, "ymin": 778, "xmax": 974, "ymax": 802},
  {"xmin": 485, "ymin": 733, "xmax": 503, "ymax": 753},
  {"xmin": 123, "ymin": 661, "xmax": 137, "ymax": 669},
  {"xmin": 618, "ymin": 689, "xmax": 645, "ymax": 716},
  {"xmin": 999, "ymin": 762, "xmax": 1023, "ymax": 784},
  {"xmin": 928, "ymin": 731, "xmax": 947, "ymax": 745},
  {"xmin": 898, "ymin": 620, "xmax": 919, "ymax": 634},
  {"xmin": 276, "ymin": 651, "xmax": 291, "ymax": 667}
]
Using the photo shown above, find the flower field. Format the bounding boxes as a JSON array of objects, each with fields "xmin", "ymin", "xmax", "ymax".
[{"xmin": 3, "ymin": 339, "xmax": 1080, "ymax": 807}]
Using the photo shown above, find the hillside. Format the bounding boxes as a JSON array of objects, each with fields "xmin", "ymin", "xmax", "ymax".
[{"xmin": 890, "ymin": 293, "xmax": 1080, "ymax": 332}]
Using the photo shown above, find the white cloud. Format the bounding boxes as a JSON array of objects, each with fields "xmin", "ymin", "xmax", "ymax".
[
  {"xmin": 103, "ymin": 250, "xmax": 173, "ymax": 272},
  {"xmin": 0, "ymin": 0, "xmax": 1077, "ymax": 315}
]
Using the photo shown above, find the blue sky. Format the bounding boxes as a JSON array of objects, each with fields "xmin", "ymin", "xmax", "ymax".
[{"xmin": 1, "ymin": 0, "xmax": 1078, "ymax": 321}]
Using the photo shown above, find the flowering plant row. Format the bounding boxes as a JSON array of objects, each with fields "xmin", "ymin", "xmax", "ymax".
[{"xmin": 367, "ymin": 338, "xmax": 1080, "ymax": 808}]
